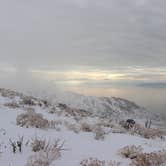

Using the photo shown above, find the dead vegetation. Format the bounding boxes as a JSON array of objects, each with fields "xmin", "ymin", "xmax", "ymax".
[
  {"xmin": 56, "ymin": 105, "xmax": 92, "ymax": 118},
  {"xmin": 4, "ymin": 102, "xmax": 20, "ymax": 109},
  {"xmin": 64, "ymin": 121, "xmax": 80, "ymax": 134},
  {"xmin": 0, "ymin": 88, "xmax": 23, "ymax": 99},
  {"xmin": 119, "ymin": 145, "xmax": 143, "ymax": 159},
  {"xmin": 119, "ymin": 120, "xmax": 166, "ymax": 139},
  {"xmin": 108, "ymin": 161, "xmax": 121, "ymax": 166},
  {"xmin": 31, "ymin": 137, "xmax": 47, "ymax": 152},
  {"xmin": 9, "ymin": 136, "xmax": 24, "ymax": 153},
  {"xmin": 49, "ymin": 120, "xmax": 62, "ymax": 131},
  {"xmin": 64, "ymin": 121, "xmax": 106, "ymax": 140},
  {"xmin": 119, "ymin": 145, "xmax": 166, "ymax": 166},
  {"xmin": 26, "ymin": 138, "xmax": 65, "ymax": 166},
  {"xmin": 20, "ymin": 97, "xmax": 37, "ymax": 106},
  {"xmin": 16, "ymin": 110, "xmax": 49, "ymax": 129},
  {"xmin": 131, "ymin": 150, "xmax": 166, "ymax": 166},
  {"xmin": 80, "ymin": 158, "xmax": 106, "ymax": 166},
  {"xmin": 26, "ymin": 151, "xmax": 51, "ymax": 166},
  {"xmin": 93, "ymin": 125, "xmax": 106, "ymax": 140},
  {"xmin": 130, "ymin": 123, "xmax": 166, "ymax": 139},
  {"xmin": 80, "ymin": 158, "xmax": 121, "ymax": 166},
  {"xmin": 80, "ymin": 122, "xmax": 93, "ymax": 132}
]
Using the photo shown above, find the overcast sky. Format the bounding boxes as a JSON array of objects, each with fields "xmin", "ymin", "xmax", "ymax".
[{"xmin": 0, "ymin": 0, "xmax": 166, "ymax": 92}]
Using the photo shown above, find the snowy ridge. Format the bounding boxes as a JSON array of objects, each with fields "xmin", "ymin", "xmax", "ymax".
[{"xmin": 34, "ymin": 90, "xmax": 160, "ymax": 121}]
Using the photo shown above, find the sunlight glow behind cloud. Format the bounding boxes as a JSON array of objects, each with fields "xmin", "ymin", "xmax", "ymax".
[{"xmin": 30, "ymin": 66, "xmax": 166, "ymax": 88}]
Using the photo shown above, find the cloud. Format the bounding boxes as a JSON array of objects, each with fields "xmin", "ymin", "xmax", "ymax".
[
  {"xmin": 0, "ymin": 0, "xmax": 166, "ymax": 70},
  {"xmin": 138, "ymin": 82, "xmax": 166, "ymax": 88},
  {"xmin": 0, "ymin": 0, "xmax": 166, "ymax": 92},
  {"xmin": 28, "ymin": 66, "xmax": 166, "ymax": 89}
]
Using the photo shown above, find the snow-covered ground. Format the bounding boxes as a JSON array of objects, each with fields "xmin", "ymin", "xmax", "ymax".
[{"xmin": 0, "ymin": 88, "xmax": 166, "ymax": 166}]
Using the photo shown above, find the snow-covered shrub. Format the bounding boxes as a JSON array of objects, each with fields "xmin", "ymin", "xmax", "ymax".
[
  {"xmin": 21, "ymin": 97, "xmax": 36, "ymax": 106},
  {"xmin": 131, "ymin": 124, "xmax": 165, "ymax": 139},
  {"xmin": 4, "ymin": 102, "xmax": 20, "ymax": 109},
  {"xmin": 93, "ymin": 126, "xmax": 105, "ymax": 140},
  {"xmin": 31, "ymin": 137, "xmax": 64, "ymax": 153},
  {"xmin": 0, "ymin": 88, "xmax": 20, "ymax": 99},
  {"xmin": 16, "ymin": 110, "xmax": 49, "ymax": 129},
  {"xmin": 0, "ymin": 128, "xmax": 6, "ymax": 135},
  {"xmin": 108, "ymin": 161, "xmax": 121, "ymax": 166},
  {"xmin": 80, "ymin": 158, "xmax": 121, "ymax": 166},
  {"xmin": 80, "ymin": 123, "xmax": 93, "ymax": 132},
  {"xmin": 48, "ymin": 106, "xmax": 57, "ymax": 114},
  {"xmin": 26, "ymin": 149, "xmax": 60, "ymax": 166},
  {"xmin": 131, "ymin": 150, "xmax": 166, "ymax": 166},
  {"xmin": 145, "ymin": 119, "xmax": 152, "ymax": 129},
  {"xmin": 64, "ymin": 121, "xmax": 80, "ymax": 134},
  {"xmin": 16, "ymin": 136, "xmax": 24, "ymax": 153},
  {"xmin": 111, "ymin": 126, "xmax": 126, "ymax": 134},
  {"xmin": 96, "ymin": 120, "xmax": 114, "ymax": 128},
  {"xmin": 57, "ymin": 106, "xmax": 91, "ymax": 118},
  {"xmin": 80, "ymin": 158, "xmax": 105, "ymax": 166},
  {"xmin": 31, "ymin": 137, "xmax": 46, "ymax": 152},
  {"xmin": 49, "ymin": 120, "xmax": 62, "ymax": 131},
  {"xmin": 9, "ymin": 139, "xmax": 17, "ymax": 153},
  {"xmin": 26, "ymin": 152, "xmax": 50, "ymax": 166},
  {"xmin": 119, "ymin": 145, "xmax": 143, "ymax": 159},
  {"xmin": 27, "ymin": 138, "xmax": 64, "ymax": 166}
]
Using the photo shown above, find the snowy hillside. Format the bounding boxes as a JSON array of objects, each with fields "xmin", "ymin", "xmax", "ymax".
[
  {"xmin": 32, "ymin": 90, "xmax": 161, "ymax": 121},
  {"xmin": 0, "ymin": 88, "xmax": 166, "ymax": 166}
]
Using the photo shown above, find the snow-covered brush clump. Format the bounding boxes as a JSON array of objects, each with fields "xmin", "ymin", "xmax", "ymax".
[
  {"xmin": 80, "ymin": 158, "xmax": 121, "ymax": 166},
  {"xmin": 0, "ymin": 88, "xmax": 166, "ymax": 166},
  {"xmin": 119, "ymin": 145, "xmax": 143, "ymax": 159},
  {"xmin": 16, "ymin": 110, "xmax": 49, "ymax": 129},
  {"xmin": 131, "ymin": 150, "xmax": 166, "ymax": 166},
  {"xmin": 26, "ymin": 138, "xmax": 64, "ymax": 166}
]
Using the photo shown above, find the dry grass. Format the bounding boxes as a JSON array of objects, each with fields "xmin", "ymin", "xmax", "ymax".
[
  {"xmin": 80, "ymin": 158, "xmax": 106, "ymax": 166},
  {"xmin": 49, "ymin": 120, "xmax": 62, "ymax": 131},
  {"xmin": 64, "ymin": 121, "xmax": 80, "ymax": 134},
  {"xmin": 119, "ymin": 120, "xmax": 166, "ymax": 139},
  {"xmin": 4, "ymin": 102, "xmax": 20, "ymax": 109},
  {"xmin": 93, "ymin": 126, "xmax": 105, "ymax": 140},
  {"xmin": 20, "ymin": 96, "xmax": 37, "ymax": 106},
  {"xmin": 96, "ymin": 120, "xmax": 114, "ymax": 128},
  {"xmin": 27, "ymin": 138, "xmax": 64, "ymax": 166},
  {"xmin": 130, "ymin": 124, "xmax": 166, "ymax": 139},
  {"xmin": 108, "ymin": 161, "xmax": 121, "ymax": 166},
  {"xmin": 80, "ymin": 123, "xmax": 93, "ymax": 132},
  {"xmin": 80, "ymin": 158, "xmax": 121, "ymax": 166},
  {"xmin": 31, "ymin": 137, "xmax": 46, "ymax": 152},
  {"xmin": 26, "ymin": 151, "xmax": 50, "ymax": 166},
  {"xmin": 56, "ymin": 106, "xmax": 92, "ymax": 118},
  {"xmin": 119, "ymin": 145, "xmax": 143, "ymax": 159},
  {"xmin": 131, "ymin": 150, "xmax": 166, "ymax": 166},
  {"xmin": 0, "ymin": 88, "xmax": 22, "ymax": 99},
  {"xmin": 16, "ymin": 110, "xmax": 49, "ymax": 129}
]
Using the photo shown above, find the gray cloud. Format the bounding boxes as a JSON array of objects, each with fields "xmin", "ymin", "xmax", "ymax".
[
  {"xmin": 0, "ymin": 0, "xmax": 166, "ymax": 71},
  {"xmin": 0, "ymin": 0, "xmax": 166, "ymax": 95}
]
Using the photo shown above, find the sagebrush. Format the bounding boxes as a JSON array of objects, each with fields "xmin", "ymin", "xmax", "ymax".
[
  {"xmin": 16, "ymin": 110, "xmax": 49, "ymax": 128},
  {"xmin": 119, "ymin": 145, "xmax": 143, "ymax": 159},
  {"xmin": 131, "ymin": 150, "xmax": 166, "ymax": 166}
]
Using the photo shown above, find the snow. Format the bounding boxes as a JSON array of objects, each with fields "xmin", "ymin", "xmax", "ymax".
[
  {"xmin": 33, "ymin": 90, "xmax": 160, "ymax": 121},
  {"xmin": 0, "ymin": 89, "xmax": 166, "ymax": 166}
]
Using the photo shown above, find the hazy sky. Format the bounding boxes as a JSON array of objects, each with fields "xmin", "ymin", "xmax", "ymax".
[{"xmin": 0, "ymin": 0, "xmax": 166, "ymax": 111}]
